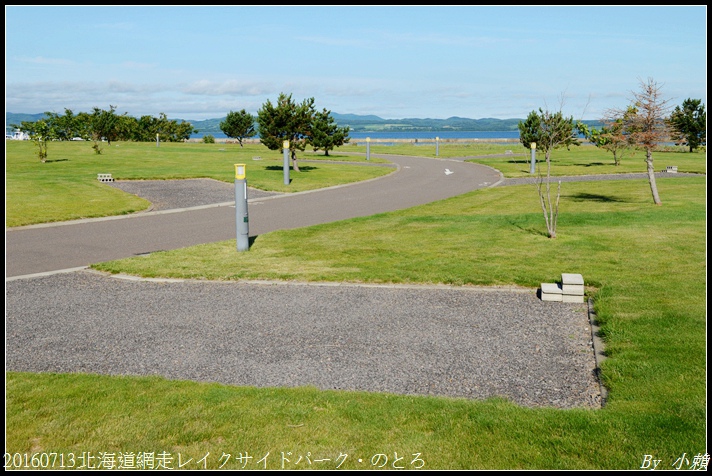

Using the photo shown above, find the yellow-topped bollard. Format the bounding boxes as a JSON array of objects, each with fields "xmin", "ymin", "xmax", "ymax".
[
  {"xmin": 235, "ymin": 163, "xmax": 246, "ymax": 180},
  {"xmin": 282, "ymin": 141, "xmax": 290, "ymax": 185},
  {"xmin": 234, "ymin": 164, "xmax": 249, "ymax": 252}
]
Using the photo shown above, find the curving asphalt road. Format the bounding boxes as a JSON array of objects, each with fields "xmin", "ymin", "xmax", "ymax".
[
  {"xmin": 6, "ymin": 154, "xmax": 502, "ymax": 278},
  {"xmin": 6, "ymin": 154, "xmax": 612, "ymax": 408}
]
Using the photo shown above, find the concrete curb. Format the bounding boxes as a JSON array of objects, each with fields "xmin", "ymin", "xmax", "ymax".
[{"xmin": 587, "ymin": 297, "xmax": 608, "ymax": 406}]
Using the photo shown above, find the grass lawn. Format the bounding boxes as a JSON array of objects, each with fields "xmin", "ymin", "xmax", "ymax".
[
  {"xmin": 463, "ymin": 144, "xmax": 706, "ymax": 178},
  {"xmin": 5, "ymin": 139, "xmax": 707, "ymax": 469},
  {"xmin": 4, "ymin": 140, "xmax": 393, "ymax": 227},
  {"xmin": 345, "ymin": 140, "xmax": 706, "ymax": 178}
]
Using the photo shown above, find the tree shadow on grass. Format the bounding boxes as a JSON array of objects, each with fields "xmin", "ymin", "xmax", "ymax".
[
  {"xmin": 45, "ymin": 159, "xmax": 69, "ymax": 163},
  {"xmin": 265, "ymin": 165, "xmax": 317, "ymax": 172},
  {"xmin": 574, "ymin": 162, "xmax": 609, "ymax": 167},
  {"xmin": 568, "ymin": 192, "xmax": 626, "ymax": 203},
  {"xmin": 506, "ymin": 218, "xmax": 549, "ymax": 237}
]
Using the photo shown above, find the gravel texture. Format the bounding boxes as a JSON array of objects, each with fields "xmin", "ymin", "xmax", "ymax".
[
  {"xmin": 10, "ymin": 170, "xmax": 644, "ymax": 409},
  {"xmin": 107, "ymin": 178, "xmax": 281, "ymax": 211},
  {"xmin": 9, "ymin": 166, "xmax": 700, "ymax": 410},
  {"xmin": 5, "ymin": 270, "xmax": 602, "ymax": 409}
]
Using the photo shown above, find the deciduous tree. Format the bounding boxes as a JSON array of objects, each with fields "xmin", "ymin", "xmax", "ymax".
[
  {"xmin": 518, "ymin": 107, "xmax": 582, "ymax": 238},
  {"xmin": 90, "ymin": 105, "xmax": 121, "ymax": 153},
  {"xmin": 45, "ymin": 108, "xmax": 81, "ymax": 141},
  {"xmin": 17, "ymin": 118, "xmax": 57, "ymax": 162},
  {"xmin": 579, "ymin": 107, "xmax": 637, "ymax": 166}
]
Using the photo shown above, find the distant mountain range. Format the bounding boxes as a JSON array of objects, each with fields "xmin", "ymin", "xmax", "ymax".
[
  {"xmin": 6, "ymin": 111, "xmax": 601, "ymax": 135},
  {"xmin": 183, "ymin": 113, "xmax": 533, "ymax": 135}
]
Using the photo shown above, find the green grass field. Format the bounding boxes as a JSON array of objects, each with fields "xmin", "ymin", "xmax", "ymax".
[
  {"xmin": 5, "ymin": 139, "xmax": 707, "ymax": 469},
  {"xmin": 4, "ymin": 140, "xmax": 393, "ymax": 227}
]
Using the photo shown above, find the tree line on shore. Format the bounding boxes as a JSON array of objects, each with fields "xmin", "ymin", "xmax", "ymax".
[
  {"xmin": 10, "ymin": 85, "xmax": 705, "ymax": 168},
  {"xmin": 8, "ymin": 80, "xmax": 706, "ymax": 244},
  {"xmin": 9, "ymin": 93, "xmax": 351, "ymax": 165}
]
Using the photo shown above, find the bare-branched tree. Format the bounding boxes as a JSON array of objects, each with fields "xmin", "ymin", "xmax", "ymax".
[
  {"xmin": 518, "ymin": 106, "xmax": 582, "ymax": 239},
  {"xmin": 612, "ymin": 78, "xmax": 673, "ymax": 205}
]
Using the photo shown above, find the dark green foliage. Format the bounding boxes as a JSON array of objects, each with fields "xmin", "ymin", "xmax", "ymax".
[
  {"xmin": 10, "ymin": 109, "xmax": 196, "ymax": 144},
  {"xmin": 517, "ymin": 110, "xmax": 542, "ymax": 149},
  {"xmin": 219, "ymin": 109, "xmax": 256, "ymax": 147},
  {"xmin": 309, "ymin": 108, "xmax": 350, "ymax": 156},
  {"xmin": 43, "ymin": 109, "xmax": 85, "ymax": 140},
  {"xmin": 8, "ymin": 112, "xmax": 602, "ymax": 137},
  {"xmin": 668, "ymin": 98, "xmax": 706, "ymax": 153},
  {"xmin": 90, "ymin": 105, "xmax": 120, "ymax": 151},
  {"xmin": 138, "ymin": 112, "xmax": 196, "ymax": 143},
  {"xmin": 257, "ymin": 93, "xmax": 315, "ymax": 170},
  {"xmin": 518, "ymin": 108, "xmax": 581, "ymax": 155}
]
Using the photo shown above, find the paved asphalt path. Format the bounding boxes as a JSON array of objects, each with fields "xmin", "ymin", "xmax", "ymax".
[
  {"xmin": 6, "ymin": 153, "xmax": 610, "ymax": 408},
  {"xmin": 6, "ymin": 154, "xmax": 502, "ymax": 278}
]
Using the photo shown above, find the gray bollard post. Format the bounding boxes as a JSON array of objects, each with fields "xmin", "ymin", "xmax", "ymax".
[
  {"xmin": 283, "ymin": 140, "xmax": 290, "ymax": 185},
  {"xmin": 530, "ymin": 142, "xmax": 537, "ymax": 174},
  {"xmin": 366, "ymin": 136, "xmax": 370, "ymax": 161},
  {"xmin": 436, "ymin": 136, "xmax": 439, "ymax": 157},
  {"xmin": 234, "ymin": 164, "xmax": 249, "ymax": 252}
]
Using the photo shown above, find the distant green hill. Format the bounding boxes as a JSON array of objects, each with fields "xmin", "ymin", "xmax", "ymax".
[
  {"xmin": 141, "ymin": 114, "xmax": 531, "ymax": 135},
  {"xmin": 164, "ymin": 114, "xmax": 569, "ymax": 135},
  {"xmin": 6, "ymin": 112, "xmax": 46, "ymax": 133},
  {"xmin": 7, "ymin": 111, "xmax": 601, "ymax": 135},
  {"xmin": 332, "ymin": 115, "xmax": 525, "ymax": 132}
]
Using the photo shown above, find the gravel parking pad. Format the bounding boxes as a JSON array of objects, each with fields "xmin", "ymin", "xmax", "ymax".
[
  {"xmin": 107, "ymin": 178, "xmax": 281, "ymax": 211},
  {"xmin": 6, "ymin": 271, "xmax": 602, "ymax": 409}
]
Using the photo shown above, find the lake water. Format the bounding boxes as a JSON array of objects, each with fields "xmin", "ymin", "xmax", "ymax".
[
  {"xmin": 191, "ymin": 130, "xmax": 521, "ymax": 141},
  {"xmin": 347, "ymin": 131, "xmax": 520, "ymax": 140}
]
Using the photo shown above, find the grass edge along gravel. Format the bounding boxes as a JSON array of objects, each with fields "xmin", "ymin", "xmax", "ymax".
[{"xmin": 7, "ymin": 175, "xmax": 707, "ymax": 470}]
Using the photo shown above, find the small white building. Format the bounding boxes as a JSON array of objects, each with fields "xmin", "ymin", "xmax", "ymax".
[{"xmin": 7, "ymin": 129, "xmax": 30, "ymax": 140}]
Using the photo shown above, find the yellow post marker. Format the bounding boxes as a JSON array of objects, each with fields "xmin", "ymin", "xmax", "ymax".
[
  {"xmin": 235, "ymin": 163, "xmax": 246, "ymax": 180},
  {"xmin": 530, "ymin": 142, "xmax": 537, "ymax": 174}
]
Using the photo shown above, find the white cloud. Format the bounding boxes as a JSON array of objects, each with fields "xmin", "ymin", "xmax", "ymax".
[
  {"xmin": 182, "ymin": 80, "xmax": 274, "ymax": 97},
  {"xmin": 14, "ymin": 56, "xmax": 76, "ymax": 66}
]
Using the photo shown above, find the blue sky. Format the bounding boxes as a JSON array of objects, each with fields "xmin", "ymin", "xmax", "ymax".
[{"xmin": 5, "ymin": 5, "xmax": 707, "ymax": 121}]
